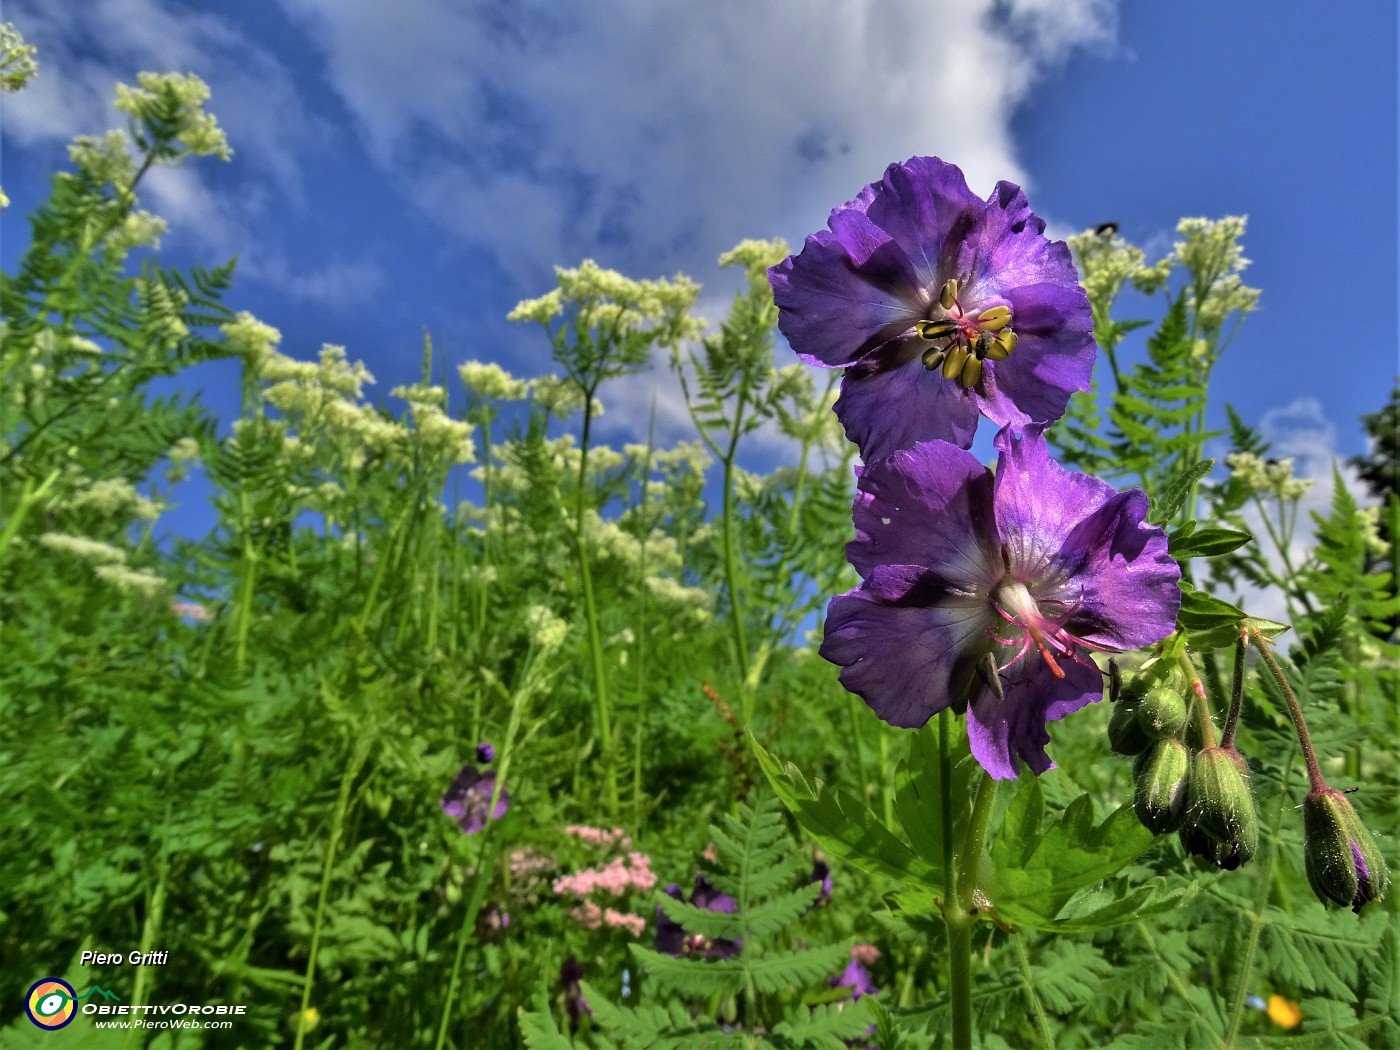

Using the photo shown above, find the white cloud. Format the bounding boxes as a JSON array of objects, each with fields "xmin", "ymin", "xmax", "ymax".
[{"xmin": 278, "ymin": 0, "xmax": 1121, "ymax": 290}]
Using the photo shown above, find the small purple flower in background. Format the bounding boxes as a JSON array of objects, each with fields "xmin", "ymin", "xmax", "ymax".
[
  {"xmin": 807, "ymin": 856, "xmax": 832, "ymax": 907},
  {"xmin": 822, "ymin": 425, "xmax": 1180, "ymax": 779},
  {"xmin": 559, "ymin": 955, "xmax": 590, "ymax": 1030},
  {"xmin": 475, "ymin": 741, "xmax": 496, "ymax": 764},
  {"xmin": 830, "ymin": 947, "xmax": 879, "ymax": 1001},
  {"xmin": 653, "ymin": 876, "xmax": 742, "ymax": 960},
  {"xmin": 440, "ymin": 748, "xmax": 509, "ymax": 835},
  {"xmin": 768, "ymin": 156, "xmax": 1094, "ymax": 461}
]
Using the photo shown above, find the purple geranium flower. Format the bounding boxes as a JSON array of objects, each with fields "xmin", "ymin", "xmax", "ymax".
[
  {"xmin": 768, "ymin": 157, "xmax": 1094, "ymax": 461},
  {"xmin": 440, "ymin": 761, "xmax": 509, "ymax": 835},
  {"xmin": 821, "ymin": 425, "xmax": 1180, "ymax": 779},
  {"xmin": 830, "ymin": 957, "xmax": 878, "ymax": 1001},
  {"xmin": 653, "ymin": 876, "xmax": 742, "ymax": 960}
]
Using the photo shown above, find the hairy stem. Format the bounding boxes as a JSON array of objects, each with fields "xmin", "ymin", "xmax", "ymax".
[{"xmin": 1249, "ymin": 631, "xmax": 1325, "ymax": 791}]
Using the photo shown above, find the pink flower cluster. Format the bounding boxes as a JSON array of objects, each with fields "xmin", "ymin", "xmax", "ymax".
[
  {"xmin": 562, "ymin": 824, "xmax": 631, "ymax": 848},
  {"xmin": 170, "ymin": 601, "xmax": 212, "ymax": 622},
  {"xmin": 508, "ymin": 847, "xmax": 556, "ymax": 881},
  {"xmin": 851, "ymin": 944, "xmax": 881, "ymax": 966},
  {"xmin": 568, "ymin": 901, "xmax": 647, "ymax": 936},
  {"xmin": 552, "ymin": 852, "xmax": 656, "ymax": 897}
]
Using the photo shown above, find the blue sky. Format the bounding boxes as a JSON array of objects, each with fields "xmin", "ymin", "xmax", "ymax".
[{"xmin": 2, "ymin": 0, "xmax": 1396, "ymax": 522}]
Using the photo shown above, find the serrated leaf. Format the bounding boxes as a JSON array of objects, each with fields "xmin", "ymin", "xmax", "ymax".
[
  {"xmin": 989, "ymin": 790, "xmax": 1157, "ymax": 931},
  {"xmin": 752, "ymin": 736, "xmax": 935, "ymax": 886}
]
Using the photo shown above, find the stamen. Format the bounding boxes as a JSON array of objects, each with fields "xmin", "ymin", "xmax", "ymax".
[
  {"xmin": 976, "ymin": 305, "xmax": 1011, "ymax": 331},
  {"xmin": 939, "ymin": 279, "xmax": 959, "ymax": 310},
  {"xmin": 942, "ymin": 345, "xmax": 969, "ymax": 380},
  {"xmin": 959, "ymin": 355, "xmax": 983, "ymax": 388},
  {"xmin": 978, "ymin": 651, "xmax": 1006, "ymax": 700},
  {"xmin": 917, "ymin": 318, "xmax": 960, "ymax": 340},
  {"xmin": 1027, "ymin": 623, "xmax": 1067, "ymax": 679},
  {"xmin": 921, "ymin": 346, "xmax": 946, "ymax": 371}
]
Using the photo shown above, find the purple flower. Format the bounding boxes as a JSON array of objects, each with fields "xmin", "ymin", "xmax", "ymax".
[
  {"xmin": 559, "ymin": 955, "xmax": 591, "ymax": 1029},
  {"xmin": 440, "ymin": 763, "xmax": 509, "ymax": 835},
  {"xmin": 769, "ymin": 157, "xmax": 1094, "ymax": 461},
  {"xmin": 830, "ymin": 957, "xmax": 878, "ymax": 1001},
  {"xmin": 475, "ymin": 741, "xmax": 496, "ymax": 764},
  {"xmin": 808, "ymin": 857, "xmax": 832, "ymax": 907},
  {"xmin": 653, "ymin": 876, "xmax": 742, "ymax": 960},
  {"xmin": 821, "ymin": 425, "xmax": 1180, "ymax": 779}
]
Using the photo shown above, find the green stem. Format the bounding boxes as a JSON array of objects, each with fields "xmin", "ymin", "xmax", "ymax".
[
  {"xmin": 574, "ymin": 391, "xmax": 618, "ymax": 817},
  {"xmin": 124, "ymin": 814, "xmax": 170, "ymax": 1050},
  {"xmin": 433, "ymin": 839, "xmax": 500, "ymax": 1050},
  {"xmin": 1176, "ymin": 647, "xmax": 1219, "ymax": 749},
  {"xmin": 720, "ymin": 394, "xmax": 752, "ymax": 723},
  {"xmin": 293, "ymin": 738, "xmax": 367, "ymax": 1050},
  {"xmin": 0, "ymin": 468, "xmax": 59, "ymax": 567},
  {"xmin": 1220, "ymin": 630, "xmax": 1247, "ymax": 749},
  {"xmin": 945, "ymin": 915, "xmax": 974, "ymax": 1050},
  {"xmin": 232, "ymin": 491, "xmax": 259, "ymax": 677},
  {"xmin": 1221, "ymin": 750, "xmax": 1295, "ymax": 1046},
  {"xmin": 1249, "ymin": 632, "xmax": 1326, "ymax": 791},
  {"xmin": 1012, "ymin": 933, "xmax": 1055, "ymax": 1050}
]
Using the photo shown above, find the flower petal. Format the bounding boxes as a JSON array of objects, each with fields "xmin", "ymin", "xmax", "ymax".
[
  {"xmin": 821, "ymin": 587, "xmax": 993, "ymax": 729},
  {"xmin": 835, "ymin": 357, "xmax": 980, "ymax": 462},
  {"xmin": 862, "ymin": 156, "xmax": 984, "ymax": 292},
  {"xmin": 769, "ymin": 225, "xmax": 923, "ymax": 368},
  {"xmin": 967, "ymin": 656, "xmax": 1103, "ymax": 779},
  {"xmin": 992, "ymin": 424, "xmax": 1119, "ymax": 581},
  {"xmin": 848, "ymin": 441, "xmax": 999, "ymax": 592},
  {"xmin": 1057, "ymin": 490, "xmax": 1182, "ymax": 650}
]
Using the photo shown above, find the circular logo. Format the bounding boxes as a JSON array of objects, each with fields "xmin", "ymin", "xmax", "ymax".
[{"xmin": 25, "ymin": 978, "xmax": 77, "ymax": 1030}]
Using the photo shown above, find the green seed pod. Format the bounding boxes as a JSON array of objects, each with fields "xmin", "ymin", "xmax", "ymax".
[
  {"xmin": 1190, "ymin": 747, "xmax": 1258, "ymax": 867},
  {"xmin": 1108, "ymin": 695, "xmax": 1152, "ymax": 756},
  {"xmin": 1303, "ymin": 787, "xmax": 1390, "ymax": 912},
  {"xmin": 1133, "ymin": 738, "xmax": 1191, "ymax": 834},
  {"xmin": 1136, "ymin": 685, "xmax": 1188, "ymax": 740}
]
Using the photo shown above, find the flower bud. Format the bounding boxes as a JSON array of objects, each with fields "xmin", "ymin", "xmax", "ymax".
[
  {"xmin": 1108, "ymin": 695, "xmax": 1151, "ymax": 756},
  {"xmin": 1133, "ymin": 738, "xmax": 1190, "ymax": 834},
  {"xmin": 1189, "ymin": 747, "xmax": 1258, "ymax": 868},
  {"xmin": 1303, "ymin": 788, "xmax": 1390, "ymax": 912},
  {"xmin": 1136, "ymin": 685, "xmax": 1188, "ymax": 740}
]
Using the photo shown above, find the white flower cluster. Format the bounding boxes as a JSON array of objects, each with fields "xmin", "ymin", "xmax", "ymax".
[
  {"xmin": 39, "ymin": 533, "xmax": 127, "ymax": 563},
  {"xmin": 71, "ymin": 477, "xmax": 160, "ymax": 521},
  {"xmin": 459, "ymin": 361, "xmax": 529, "ymax": 401},
  {"xmin": 1225, "ymin": 452, "xmax": 1313, "ymax": 501},
  {"xmin": 114, "ymin": 72, "xmax": 231, "ymax": 161},
  {"xmin": 1069, "ymin": 228, "xmax": 1147, "ymax": 307},
  {"xmin": 94, "ymin": 563, "xmax": 166, "ymax": 598},
  {"xmin": 525, "ymin": 604, "xmax": 569, "ymax": 653}
]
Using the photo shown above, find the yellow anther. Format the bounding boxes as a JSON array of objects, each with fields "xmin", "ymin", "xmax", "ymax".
[
  {"xmin": 986, "ymin": 331, "xmax": 1017, "ymax": 360},
  {"xmin": 976, "ymin": 305, "xmax": 1011, "ymax": 331},
  {"xmin": 960, "ymin": 355, "xmax": 983, "ymax": 388},
  {"xmin": 916, "ymin": 318, "xmax": 959, "ymax": 340},
  {"xmin": 921, "ymin": 346, "xmax": 946, "ymax": 371},
  {"xmin": 939, "ymin": 279, "xmax": 959, "ymax": 310},
  {"xmin": 942, "ymin": 345, "xmax": 969, "ymax": 380}
]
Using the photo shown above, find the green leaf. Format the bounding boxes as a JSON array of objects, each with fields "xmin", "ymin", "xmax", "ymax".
[
  {"xmin": 1168, "ymin": 521, "xmax": 1253, "ymax": 558},
  {"xmin": 1150, "ymin": 458, "xmax": 1215, "ymax": 524},
  {"xmin": 1177, "ymin": 583, "xmax": 1248, "ymax": 649},
  {"xmin": 752, "ymin": 735, "xmax": 936, "ymax": 886},
  {"xmin": 989, "ymin": 789, "xmax": 1158, "ymax": 931}
]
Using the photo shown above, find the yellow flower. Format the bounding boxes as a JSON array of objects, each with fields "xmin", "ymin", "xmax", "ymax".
[{"xmin": 1266, "ymin": 995, "xmax": 1301, "ymax": 1029}]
